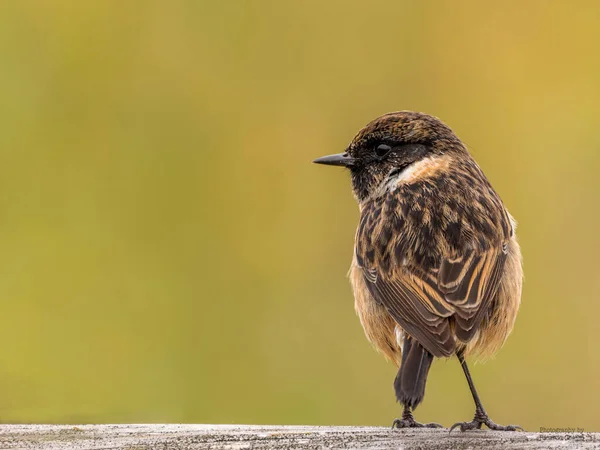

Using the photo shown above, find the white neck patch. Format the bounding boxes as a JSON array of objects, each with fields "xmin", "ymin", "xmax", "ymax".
[
  {"xmin": 360, "ymin": 154, "xmax": 451, "ymax": 205},
  {"xmin": 388, "ymin": 154, "xmax": 451, "ymax": 191}
]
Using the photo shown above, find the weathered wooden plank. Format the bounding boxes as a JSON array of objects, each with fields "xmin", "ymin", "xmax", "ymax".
[{"xmin": 0, "ymin": 424, "xmax": 598, "ymax": 449}]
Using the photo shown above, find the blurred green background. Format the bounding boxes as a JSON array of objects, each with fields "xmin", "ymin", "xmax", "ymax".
[{"xmin": 1, "ymin": 0, "xmax": 599, "ymax": 431}]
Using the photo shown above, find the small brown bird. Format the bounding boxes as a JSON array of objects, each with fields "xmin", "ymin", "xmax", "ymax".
[{"xmin": 314, "ymin": 111, "xmax": 523, "ymax": 431}]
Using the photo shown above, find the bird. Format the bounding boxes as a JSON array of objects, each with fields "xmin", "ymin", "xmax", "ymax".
[{"xmin": 313, "ymin": 111, "xmax": 523, "ymax": 431}]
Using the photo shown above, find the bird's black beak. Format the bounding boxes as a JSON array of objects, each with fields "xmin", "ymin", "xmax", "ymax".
[{"xmin": 313, "ymin": 152, "xmax": 356, "ymax": 167}]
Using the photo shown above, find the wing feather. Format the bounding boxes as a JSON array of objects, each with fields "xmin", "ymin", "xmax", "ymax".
[{"xmin": 356, "ymin": 181, "xmax": 510, "ymax": 358}]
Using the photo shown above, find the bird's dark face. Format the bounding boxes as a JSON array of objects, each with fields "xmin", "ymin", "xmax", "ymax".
[{"xmin": 314, "ymin": 111, "xmax": 465, "ymax": 202}]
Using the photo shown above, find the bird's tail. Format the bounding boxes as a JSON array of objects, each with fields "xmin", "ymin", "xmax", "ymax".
[{"xmin": 394, "ymin": 337, "xmax": 433, "ymax": 409}]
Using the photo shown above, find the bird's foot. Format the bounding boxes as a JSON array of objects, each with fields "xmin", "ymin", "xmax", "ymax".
[
  {"xmin": 449, "ymin": 410, "xmax": 522, "ymax": 432},
  {"xmin": 392, "ymin": 415, "xmax": 443, "ymax": 429},
  {"xmin": 392, "ymin": 418, "xmax": 443, "ymax": 429}
]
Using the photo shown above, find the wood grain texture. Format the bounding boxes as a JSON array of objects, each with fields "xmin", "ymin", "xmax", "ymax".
[{"xmin": 1, "ymin": 424, "xmax": 597, "ymax": 449}]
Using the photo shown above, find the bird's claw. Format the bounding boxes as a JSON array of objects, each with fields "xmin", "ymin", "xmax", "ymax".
[
  {"xmin": 392, "ymin": 418, "xmax": 443, "ymax": 429},
  {"xmin": 449, "ymin": 416, "xmax": 523, "ymax": 433}
]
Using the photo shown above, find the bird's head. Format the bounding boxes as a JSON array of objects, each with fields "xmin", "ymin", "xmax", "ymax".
[{"xmin": 314, "ymin": 111, "xmax": 466, "ymax": 202}]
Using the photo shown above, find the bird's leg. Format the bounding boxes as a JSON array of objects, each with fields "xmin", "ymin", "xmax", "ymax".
[
  {"xmin": 450, "ymin": 352, "xmax": 523, "ymax": 432},
  {"xmin": 392, "ymin": 406, "xmax": 443, "ymax": 429}
]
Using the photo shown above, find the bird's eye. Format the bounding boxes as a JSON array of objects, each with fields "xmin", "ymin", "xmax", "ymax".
[{"xmin": 375, "ymin": 144, "xmax": 392, "ymax": 157}]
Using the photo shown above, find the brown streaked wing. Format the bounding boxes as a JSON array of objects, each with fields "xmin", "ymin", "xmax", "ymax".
[
  {"xmin": 357, "ymin": 176, "xmax": 510, "ymax": 358},
  {"xmin": 360, "ymin": 245, "xmax": 507, "ymax": 356},
  {"xmin": 444, "ymin": 247, "xmax": 507, "ymax": 342},
  {"xmin": 364, "ymin": 270, "xmax": 456, "ymax": 358}
]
